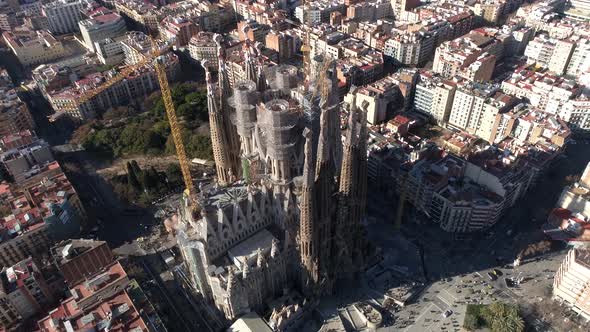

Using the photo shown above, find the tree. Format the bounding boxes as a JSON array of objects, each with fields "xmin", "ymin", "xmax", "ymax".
[
  {"xmin": 176, "ymin": 103, "xmax": 196, "ymax": 121},
  {"xmin": 463, "ymin": 313, "xmax": 480, "ymax": 330},
  {"xmin": 483, "ymin": 303, "xmax": 524, "ymax": 332},
  {"xmin": 141, "ymin": 166, "xmax": 159, "ymax": 192},
  {"xmin": 103, "ymin": 106, "xmax": 133, "ymax": 121},
  {"xmin": 165, "ymin": 163, "xmax": 182, "ymax": 185},
  {"xmin": 126, "ymin": 162, "xmax": 141, "ymax": 190},
  {"xmin": 131, "ymin": 160, "xmax": 141, "ymax": 178},
  {"xmin": 0, "ymin": 205, "xmax": 11, "ymax": 218}
]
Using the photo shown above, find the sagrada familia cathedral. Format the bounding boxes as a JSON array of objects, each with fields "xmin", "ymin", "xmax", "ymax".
[{"xmin": 174, "ymin": 33, "xmax": 369, "ymax": 323}]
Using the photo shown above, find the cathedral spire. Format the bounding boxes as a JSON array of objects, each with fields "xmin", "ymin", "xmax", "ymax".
[
  {"xmin": 256, "ymin": 248, "xmax": 266, "ymax": 268},
  {"xmin": 271, "ymin": 238, "xmax": 280, "ymax": 258},
  {"xmin": 254, "ymin": 42, "xmax": 267, "ymax": 92},
  {"xmin": 242, "ymin": 27, "xmax": 257, "ymax": 83},
  {"xmin": 227, "ymin": 266, "xmax": 237, "ymax": 296},
  {"xmin": 203, "ymin": 62, "xmax": 233, "ymax": 186},
  {"xmin": 299, "ymin": 128, "xmax": 319, "ymax": 289},
  {"xmin": 215, "ymin": 34, "xmax": 241, "ymax": 179},
  {"xmin": 242, "ymin": 261, "xmax": 250, "ymax": 278},
  {"xmin": 314, "ymin": 102, "xmax": 336, "ymax": 292},
  {"xmin": 333, "ymin": 105, "xmax": 361, "ymax": 279}
]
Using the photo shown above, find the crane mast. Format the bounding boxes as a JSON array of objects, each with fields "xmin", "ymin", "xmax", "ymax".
[
  {"xmin": 153, "ymin": 59, "xmax": 197, "ymax": 204},
  {"xmin": 301, "ymin": 0, "xmax": 311, "ymax": 83}
]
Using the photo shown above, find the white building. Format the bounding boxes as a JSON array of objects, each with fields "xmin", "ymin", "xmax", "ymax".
[
  {"xmin": 447, "ymin": 82, "xmax": 498, "ymax": 132},
  {"xmin": 384, "ymin": 31, "xmax": 434, "ymax": 67},
  {"xmin": 119, "ymin": 31, "xmax": 151, "ymax": 65},
  {"xmin": 524, "ymin": 34, "xmax": 576, "ymax": 75},
  {"xmin": 553, "ymin": 248, "xmax": 590, "ymax": 321},
  {"xmin": 566, "ymin": 37, "xmax": 590, "ymax": 78},
  {"xmin": 560, "ymin": 98, "xmax": 590, "ymax": 133},
  {"xmin": 413, "ymin": 72, "xmax": 457, "ymax": 125},
  {"xmin": 2, "ymin": 29, "xmax": 66, "ymax": 66},
  {"xmin": 43, "ymin": 0, "xmax": 94, "ymax": 35},
  {"xmin": 295, "ymin": 1, "xmax": 345, "ymax": 25},
  {"xmin": 95, "ymin": 37, "xmax": 124, "ymax": 65},
  {"xmin": 79, "ymin": 10, "xmax": 126, "ymax": 52}
]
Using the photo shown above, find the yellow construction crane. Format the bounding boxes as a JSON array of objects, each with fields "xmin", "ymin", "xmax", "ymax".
[
  {"xmin": 300, "ymin": 0, "xmax": 311, "ymax": 83},
  {"xmin": 49, "ymin": 39, "xmax": 171, "ymax": 122},
  {"xmin": 153, "ymin": 57, "xmax": 196, "ymax": 206},
  {"xmin": 53, "ymin": 36, "xmax": 198, "ymax": 209}
]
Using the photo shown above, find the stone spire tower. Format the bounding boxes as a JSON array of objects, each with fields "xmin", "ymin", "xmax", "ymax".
[
  {"xmin": 333, "ymin": 100, "xmax": 367, "ymax": 279},
  {"xmin": 354, "ymin": 103, "xmax": 369, "ymax": 267},
  {"xmin": 203, "ymin": 63, "xmax": 233, "ymax": 186},
  {"xmin": 215, "ymin": 34, "xmax": 241, "ymax": 178},
  {"xmin": 314, "ymin": 100, "xmax": 337, "ymax": 293},
  {"xmin": 299, "ymin": 128, "xmax": 319, "ymax": 291}
]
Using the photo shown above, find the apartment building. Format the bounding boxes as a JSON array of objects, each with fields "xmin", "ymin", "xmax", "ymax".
[
  {"xmin": 0, "ymin": 8, "xmax": 18, "ymax": 32},
  {"xmin": 429, "ymin": 156, "xmax": 505, "ymax": 233},
  {"xmin": 557, "ymin": 162, "xmax": 590, "ymax": 218},
  {"xmin": 0, "ymin": 294, "xmax": 20, "ymax": 331},
  {"xmin": 384, "ymin": 31, "xmax": 435, "ymax": 67},
  {"xmin": 471, "ymin": 0, "xmax": 505, "ymax": 24},
  {"xmin": 566, "ymin": 36, "xmax": 590, "ymax": 78},
  {"xmin": 508, "ymin": 105, "xmax": 570, "ymax": 147},
  {"xmin": 0, "ymin": 258, "xmax": 54, "ymax": 321},
  {"xmin": 405, "ymin": 139, "xmax": 562, "ymax": 233},
  {"xmin": 0, "ymin": 130, "xmax": 36, "ymax": 151},
  {"xmin": 501, "ymin": 66, "xmax": 579, "ymax": 114},
  {"xmin": 447, "ymin": 81, "xmax": 499, "ymax": 133},
  {"xmin": 114, "ymin": 0, "xmax": 161, "ymax": 34},
  {"xmin": 265, "ymin": 30, "xmax": 297, "ymax": 64},
  {"xmin": 51, "ymin": 239, "xmax": 114, "ymax": 286},
  {"xmin": 336, "ymin": 49, "xmax": 384, "ymax": 88},
  {"xmin": 553, "ymin": 249, "xmax": 590, "ymax": 320},
  {"xmin": 95, "ymin": 37, "xmax": 125, "ymax": 66},
  {"xmin": 79, "ymin": 7, "xmax": 126, "ymax": 52},
  {"xmin": 43, "ymin": 0, "xmax": 94, "ymax": 35},
  {"xmin": 295, "ymin": 1, "xmax": 346, "ymax": 25},
  {"xmin": 524, "ymin": 34, "xmax": 575, "ymax": 75},
  {"xmin": 238, "ymin": 19, "xmax": 270, "ymax": 43},
  {"xmin": 391, "ymin": 0, "xmax": 420, "ymax": 16},
  {"xmin": 0, "ymin": 162, "xmax": 84, "ymax": 267},
  {"xmin": 561, "ymin": 98, "xmax": 590, "ymax": 133},
  {"xmin": 39, "ymin": 52, "xmax": 180, "ymax": 121},
  {"xmin": 119, "ymin": 31, "xmax": 151, "ymax": 65},
  {"xmin": 470, "ymin": 92, "xmax": 519, "ymax": 143},
  {"xmin": 159, "ymin": 16, "xmax": 199, "ymax": 47},
  {"xmin": 433, "ymin": 29, "xmax": 501, "ymax": 82},
  {"xmin": 346, "ymin": 0, "xmax": 392, "ymax": 22},
  {"xmin": 2, "ymin": 29, "xmax": 66, "ymax": 66},
  {"xmin": 413, "ymin": 71, "xmax": 457, "ymax": 125},
  {"xmin": 344, "ymin": 75, "xmax": 403, "ymax": 124},
  {"xmin": 38, "ymin": 261, "xmax": 164, "ymax": 331},
  {"xmin": 0, "ymin": 70, "xmax": 35, "ymax": 136},
  {"xmin": 0, "ymin": 138, "xmax": 54, "ymax": 182}
]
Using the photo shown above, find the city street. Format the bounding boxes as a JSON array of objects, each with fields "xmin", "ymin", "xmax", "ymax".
[{"xmin": 363, "ymin": 142, "xmax": 590, "ymax": 331}]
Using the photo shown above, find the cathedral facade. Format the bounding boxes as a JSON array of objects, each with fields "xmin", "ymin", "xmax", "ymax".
[{"xmin": 175, "ymin": 34, "xmax": 369, "ymax": 322}]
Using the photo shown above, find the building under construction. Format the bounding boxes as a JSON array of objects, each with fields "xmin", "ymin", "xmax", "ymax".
[{"xmin": 174, "ymin": 34, "xmax": 370, "ymax": 325}]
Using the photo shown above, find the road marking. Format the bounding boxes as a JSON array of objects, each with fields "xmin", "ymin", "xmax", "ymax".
[
  {"xmin": 442, "ymin": 288, "xmax": 458, "ymax": 302},
  {"xmin": 403, "ymin": 303, "xmax": 434, "ymax": 332}
]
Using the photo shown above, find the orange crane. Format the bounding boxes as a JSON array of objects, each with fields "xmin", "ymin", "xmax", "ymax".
[
  {"xmin": 49, "ymin": 39, "xmax": 171, "ymax": 122},
  {"xmin": 56, "ymin": 38, "xmax": 198, "ymax": 209},
  {"xmin": 153, "ymin": 57, "xmax": 197, "ymax": 206}
]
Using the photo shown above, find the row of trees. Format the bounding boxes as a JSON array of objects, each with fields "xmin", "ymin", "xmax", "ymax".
[
  {"xmin": 81, "ymin": 82, "xmax": 212, "ymax": 160},
  {"xmin": 111, "ymin": 160, "xmax": 183, "ymax": 206},
  {"xmin": 464, "ymin": 303, "xmax": 525, "ymax": 332}
]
